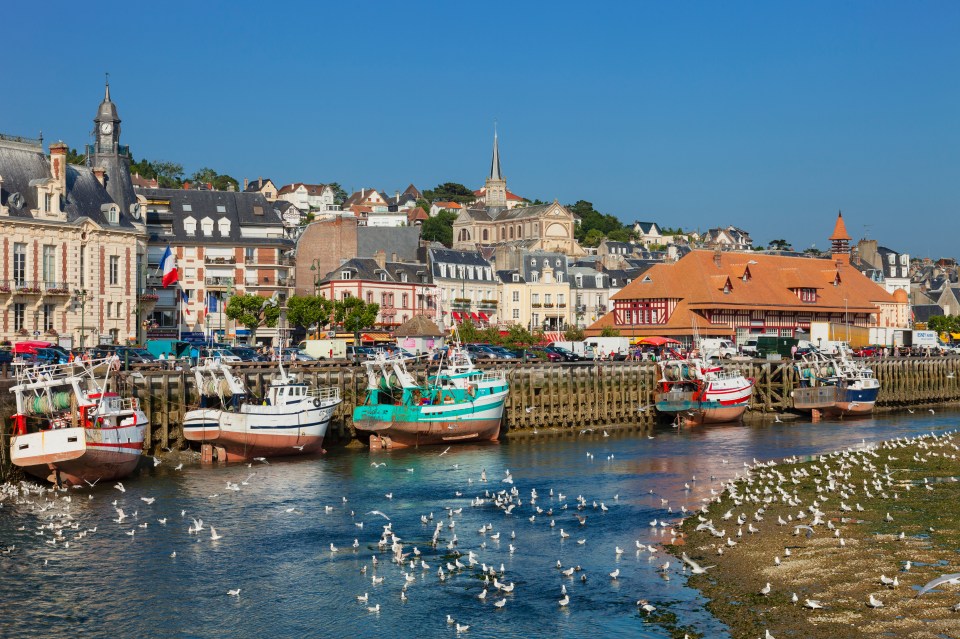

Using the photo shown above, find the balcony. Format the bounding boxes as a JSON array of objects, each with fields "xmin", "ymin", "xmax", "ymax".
[
  {"xmin": 246, "ymin": 277, "xmax": 290, "ymax": 288},
  {"xmin": 43, "ymin": 281, "xmax": 72, "ymax": 295},
  {"xmin": 205, "ymin": 277, "xmax": 235, "ymax": 289},
  {"xmin": 478, "ymin": 300, "xmax": 498, "ymax": 310},
  {"xmin": 204, "ymin": 256, "xmax": 236, "ymax": 265},
  {"xmin": 451, "ymin": 298, "xmax": 471, "ymax": 310}
]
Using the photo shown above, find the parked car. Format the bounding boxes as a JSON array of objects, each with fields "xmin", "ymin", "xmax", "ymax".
[
  {"xmin": 466, "ymin": 344, "xmax": 504, "ymax": 360},
  {"xmin": 282, "ymin": 347, "xmax": 316, "ymax": 362},
  {"xmin": 545, "ymin": 345, "xmax": 583, "ymax": 362},
  {"xmin": 853, "ymin": 345, "xmax": 882, "ymax": 358},
  {"xmin": 347, "ymin": 345, "xmax": 377, "ymax": 362},
  {"xmin": 529, "ymin": 346, "xmax": 563, "ymax": 362},
  {"xmin": 228, "ymin": 346, "xmax": 268, "ymax": 362},
  {"xmin": 505, "ymin": 347, "xmax": 540, "ymax": 361},
  {"xmin": 486, "ymin": 346, "xmax": 518, "ymax": 360},
  {"xmin": 740, "ymin": 339, "xmax": 760, "ymax": 357},
  {"xmin": 196, "ymin": 347, "xmax": 242, "ymax": 363}
]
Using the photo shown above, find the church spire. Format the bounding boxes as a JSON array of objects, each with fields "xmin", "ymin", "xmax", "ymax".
[
  {"xmin": 490, "ymin": 128, "xmax": 502, "ymax": 181},
  {"xmin": 104, "ymin": 72, "xmax": 111, "ymax": 102}
]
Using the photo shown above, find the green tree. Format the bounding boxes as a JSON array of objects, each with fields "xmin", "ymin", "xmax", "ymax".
[
  {"xmin": 928, "ymin": 315, "xmax": 960, "ymax": 335},
  {"xmin": 67, "ymin": 148, "xmax": 86, "ymax": 165},
  {"xmin": 334, "ymin": 297, "xmax": 380, "ymax": 334},
  {"xmin": 607, "ymin": 228, "xmax": 631, "ymax": 243},
  {"xmin": 479, "ymin": 326, "xmax": 503, "ymax": 345},
  {"xmin": 600, "ymin": 327, "xmax": 621, "ymax": 337},
  {"xmin": 582, "ymin": 228, "xmax": 605, "ymax": 247},
  {"xmin": 423, "ymin": 182, "xmax": 476, "ymax": 204},
  {"xmin": 504, "ymin": 324, "xmax": 536, "ymax": 348},
  {"xmin": 225, "ymin": 294, "xmax": 281, "ymax": 343},
  {"xmin": 329, "ymin": 182, "xmax": 348, "ymax": 206},
  {"xmin": 767, "ymin": 239, "xmax": 793, "ymax": 251},
  {"xmin": 421, "ymin": 209, "xmax": 458, "ymax": 247},
  {"xmin": 454, "ymin": 319, "xmax": 480, "ymax": 344},
  {"xmin": 563, "ymin": 326, "xmax": 585, "ymax": 341},
  {"xmin": 286, "ymin": 295, "xmax": 335, "ymax": 335}
]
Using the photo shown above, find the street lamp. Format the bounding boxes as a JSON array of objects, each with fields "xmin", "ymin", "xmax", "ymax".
[
  {"xmin": 73, "ymin": 289, "xmax": 89, "ymax": 348},
  {"xmin": 309, "ymin": 258, "xmax": 323, "ymax": 296}
]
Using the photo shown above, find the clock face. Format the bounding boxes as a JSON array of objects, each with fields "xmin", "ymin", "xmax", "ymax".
[{"xmin": 100, "ymin": 122, "xmax": 113, "ymax": 135}]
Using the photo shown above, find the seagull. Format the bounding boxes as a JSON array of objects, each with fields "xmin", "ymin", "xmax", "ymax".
[
  {"xmin": 174, "ymin": 463, "xmax": 183, "ymax": 471},
  {"xmin": 760, "ymin": 582, "xmax": 771, "ymax": 596},
  {"xmin": 367, "ymin": 604, "xmax": 380, "ymax": 613},
  {"xmin": 681, "ymin": 553, "xmax": 712, "ymax": 574},
  {"xmin": 292, "ymin": 445, "xmax": 305, "ymax": 451},
  {"xmin": 367, "ymin": 511, "xmax": 391, "ymax": 521},
  {"xmin": 804, "ymin": 599, "xmax": 824, "ymax": 610},
  {"xmin": 384, "ymin": 493, "xmax": 394, "ymax": 500},
  {"xmin": 210, "ymin": 527, "xmax": 222, "ymax": 541},
  {"xmin": 455, "ymin": 623, "xmax": 469, "ymax": 633},
  {"xmin": 558, "ymin": 594, "xmax": 570, "ymax": 606},
  {"xmin": 227, "ymin": 589, "xmax": 241, "ymax": 597},
  {"xmin": 439, "ymin": 447, "xmax": 451, "ymax": 456},
  {"xmin": 114, "ymin": 482, "xmax": 125, "ymax": 493},
  {"xmin": 915, "ymin": 573, "xmax": 960, "ymax": 597},
  {"xmin": 609, "ymin": 568, "xmax": 620, "ymax": 580},
  {"xmin": 930, "ymin": 409, "xmax": 936, "ymax": 414},
  {"xmin": 447, "ymin": 614, "xmax": 455, "ymax": 625},
  {"xmin": 370, "ymin": 462, "xmax": 386, "ymax": 468},
  {"xmin": 140, "ymin": 497, "xmax": 155, "ymax": 505},
  {"xmin": 867, "ymin": 594, "xmax": 884, "ymax": 608},
  {"xmin": 153, "ymin": 456, "xmax": 161, "ymax": 467},
  {"xmin": 83, "ymin": 478, "xmax": 100, "ymax": 487},
  {"xmin": 494, "ymin": 598, "xmax": 506, "ymax": 609}
]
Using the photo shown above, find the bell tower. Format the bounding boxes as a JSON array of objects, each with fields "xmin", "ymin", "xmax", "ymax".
[
  {"xmin": 484, "ymin": 129, "xmax": 507, "ymax": 209},
  {"xmin": 92, "ymin": 77, "xmax": 123, "ymax": 156},
  {"xmin": 87, "ymin": 77, "xmax": 136, "ymax": 211}
]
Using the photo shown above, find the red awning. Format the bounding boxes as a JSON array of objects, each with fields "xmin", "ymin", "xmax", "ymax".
[
  {"xmin": 636, "ymin": 336, "xmax": 681, "ymax": 346},
  {"xmin": 470, "ymin": 312, "xmax": 480, "ymax": 321},
  {"xmin": 452, "ymin": 312, "xmax": 462, "ymax": 321},
  {"xmin": 478, "ymin": 312, "xmax": 490, "ymax": 321}
]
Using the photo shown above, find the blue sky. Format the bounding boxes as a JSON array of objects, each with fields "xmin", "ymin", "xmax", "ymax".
[{"xmin": 4, "ymin": 1, "xmax": 958, "ymax": 257}]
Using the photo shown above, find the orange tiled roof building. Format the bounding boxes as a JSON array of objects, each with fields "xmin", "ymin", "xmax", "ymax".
[{"xmin": 585, "ymin": 212, "xmax": 908, "ymax": 342}]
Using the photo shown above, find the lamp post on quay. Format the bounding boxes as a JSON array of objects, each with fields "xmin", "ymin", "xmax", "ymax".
[{"xmin": 73, "ymin": 289, "xmax": 89, "ymax": 349}]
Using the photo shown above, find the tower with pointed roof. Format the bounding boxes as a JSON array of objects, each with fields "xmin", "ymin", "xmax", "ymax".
[
  {"xmin": 484, "ymin": 130, "xmax": 507, "ymax": 209},
  {"xmin": 88, "ymin": 78, "xmax": 136, "ymax": 211},
  {"xmin": 829, "ymin": 210, "xmax": 851, "ymax": 264}
]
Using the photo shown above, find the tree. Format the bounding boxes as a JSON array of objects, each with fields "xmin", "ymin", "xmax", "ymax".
[
  {"xmin": 334, "ymin": 297, "xmax": 380, "ymax": 334},
  {"xmin": 607, "ymin": 228, "xmax": 631, "ymax": 243},
  {"xmin": 421, "ymin": 209, "xmax": 458, "ymax": 247},
  {"xmin": 563, "ymin": 326, "xmax": 585, "ymax": 341},
  {"xmin": 767, "ymin": 239, "xmax": 793, "ymax": 251},
  {"xmin": 67, "ymin": 148, "xmax": 86, "ymax": 165},
  {"xmin": 329, "ymin": 182, "xmax": 348, "ymax": 206},
  {"xmin": 423, "ymin": 182, "xmax": 476, "ymax": 204},
  {"xmin": 928, "ymin": 315, "xmax": 960, "ymax": 335},
  {"xmin": 191, "ymin": 167, "xmax": 238, "ymax": 192},
  {"xmin": 286, "ymin": 295, "xmax": 335, "ymax": 334},
  {"xmin": 600, "ymin": 327, "xmax": 621, "ymax": 337},
  {"xmin": 225, "ymin": 294, "xmax": 280, "ymax": 343},
  {"xmin": 504, "ymin": 324, "xmax": 536, "ymax": 348},
  {"xmin": 582, "ymin": 229, "xmax": 605, "ymax": 247}
]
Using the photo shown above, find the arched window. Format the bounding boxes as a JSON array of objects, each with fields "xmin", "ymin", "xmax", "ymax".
[
  {"xmin": 517, "ymin": 225, "xmax": 522, "ymax": 239},
  {"xmin": 509, "ymin": 226, "xmax": 514, "ymax": 239},
  {"xmin": 482, "ymin": 229, "xmax": 488, "ymax": 241}
]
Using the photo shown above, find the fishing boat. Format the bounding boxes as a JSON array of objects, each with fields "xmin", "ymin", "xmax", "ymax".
[
  {"xmin": 353, "ymin": 345, "xmax": 510, "ymax": 449},
  {"xmin": 792, "ymin": 344, "xmax": 879, "ymax": 416},
  {"xmin": 9, "ymin": 357, "xmax": 147, "ymax": 486},
  {"xmin": 654, "ymin": 356, "xmax": 755, "ymax": 426},
  {"xmin": 183, "ymin": 357, "xmax": 341, "ymax": 462}
]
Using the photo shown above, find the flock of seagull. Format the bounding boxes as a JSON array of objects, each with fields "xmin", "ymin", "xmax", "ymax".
[
  {"xmin": 3, "ymin": 426, "xmax": 960, "ymax": 638},
  {"xmin": 683, "ymin": 429, "xmax": 960, "ymax": 637}
]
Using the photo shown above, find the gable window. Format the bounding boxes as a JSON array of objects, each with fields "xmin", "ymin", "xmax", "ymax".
[
  {"xmin": 183, "ymin": 217, "xmax": 197, "ymax": 235},
  {"xmin": 400, "ymin": 272, "xmax": 408, "ymax": 283},
  {"xmin": 379, "ymin": 272, "xmax": 387, "ymax": 281},
  {"xmin": 341, "ymin": 271, "xmax": 352, "ymax": 280},
  {"xmin": 217, "ymin": 218, "xmax": 231, "ymax": 236}
]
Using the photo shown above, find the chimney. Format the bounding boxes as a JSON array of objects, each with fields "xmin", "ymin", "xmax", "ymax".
[
  {"xmin": 258, "ymin": 176, "xmax": 263, "ymax": 189},
  {"xmin": 395, "ymin": 190, "xmax": 400, "ymax": 202},
  {"xmin": 374, "ymin": 249, "xmax": 386, "ymax": 270},
  {"xmin": 0, "ymin": 175, "xmax": 6, "ymax": 216},
  {"xmin": 362, "ymin": 188, "xmax": 366, "ymax": 198},
  {"xmin": 49, "ymin": 141, "xmax": 68, "ymax": 194},
  {"xmin": 243, "ymin": 178, "xmax": 249, "ymax": 190},
  {"xmin": 92, "ymin": 166, "xmax": 106, "ymax": 186},
  {"xmin": 713, "ymin": 247, "xmax": 722, "ymax": 267},
  {"xmin": 392, "ymin": 252, "xmax": 398, "ymax": 262}
]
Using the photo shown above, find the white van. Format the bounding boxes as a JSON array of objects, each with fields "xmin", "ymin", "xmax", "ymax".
[{"xmin": 698, "ymin": 338, "xmax": 737, "ymax": 360}]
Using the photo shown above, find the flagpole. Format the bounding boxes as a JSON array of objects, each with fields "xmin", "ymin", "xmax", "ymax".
[{"xmin": 177, "ymin": 285, "xmax": 182, "ymax": 341}]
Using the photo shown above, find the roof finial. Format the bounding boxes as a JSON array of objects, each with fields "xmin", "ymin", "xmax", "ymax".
[
  {"xmin": 105, "ymin": 72, "xmax": 111, "ymax": 101},
  {"xmin": 490, "ymin": 121, "xmax": 502, "ymax": 181}
]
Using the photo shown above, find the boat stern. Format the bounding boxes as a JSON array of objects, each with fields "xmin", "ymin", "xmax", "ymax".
[{"xmin": 11, "ymin": 427, "xmax": 87, "ymax": 468}]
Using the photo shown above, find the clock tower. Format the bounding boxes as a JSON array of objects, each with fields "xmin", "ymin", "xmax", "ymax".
[{"xmin": 87, "ymin": 78, "xmax": 136, "ymax": 212}]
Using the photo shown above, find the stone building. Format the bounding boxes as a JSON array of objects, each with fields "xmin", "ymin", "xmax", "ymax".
[
  {"xmin": 0, "ymin": 82, "xmax": 147, "ymax": 347},
  {"xmin": 452, "ymin": 133, "xmax": 584, "ymax": 255}
]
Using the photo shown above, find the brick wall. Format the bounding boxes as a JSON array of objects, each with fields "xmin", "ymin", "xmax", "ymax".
[{"xmin": 295, "ymin": 218, "xmax": 357, "ymax": 296}]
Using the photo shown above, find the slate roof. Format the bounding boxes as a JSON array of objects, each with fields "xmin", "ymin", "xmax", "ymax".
[
  {"xmin": 0, "ymin": 138, "xmax": 139, "ymax": 230},
  {"xmin": 633, "ymin": 221, "xmax": 661, "ymax": 235},
  {"xmin": 356, "ymin": 226, "xmax": 421, "ymax": 261},
  {"xmin": 244, "ymin": 178, "xmax": 273, "ymax": 192},
  {"xmin": 277, "ymin": 182, "xmax": 328, "ymax": 196},
  {"xmin": 497, "ymin": 269, "xmax": 525, "ymax": 284},
  {"xmin": 141, "ymin": 187, "xmax": 292, "ymax": 246},
  {"xmin": 316, "ymin": 258, "xmax": 430, "ymax": 284},
  {"xmin": 428, "ymin": 248, "xmax": 494, "ymax": 281},
  {"xmin": 913, "ymin": 304, "xmax": 945, "ymax": 324}
]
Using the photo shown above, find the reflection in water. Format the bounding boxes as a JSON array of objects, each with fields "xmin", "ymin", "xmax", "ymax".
[{"xmin": 1, "ymin": 410, "xmax": 955, "ymax": 639}]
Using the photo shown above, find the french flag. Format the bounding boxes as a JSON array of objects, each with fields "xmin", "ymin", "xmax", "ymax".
[{"xmin": 160, "ymin": 246, "xmax": 178, "ymax": 288}]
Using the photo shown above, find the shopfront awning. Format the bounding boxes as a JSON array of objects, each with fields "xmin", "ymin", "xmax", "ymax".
[
  {"xmin": 478, "ymin": 312, "xmax": 490, "ymax": 322},
  {"xmin": 470, "ymin": 312, "xmax": 480, "ymax": 321},
  {"xmin": 452, "ymin": 312, "xmax": 463, "ymax": 322}
]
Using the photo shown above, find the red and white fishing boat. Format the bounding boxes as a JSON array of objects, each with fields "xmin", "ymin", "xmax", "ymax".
[
  {"xmin": 183, "ymin": 357, "xmax": 341, "ymax": 462},
  {"xmin": 9, "ymin": 357, "xmax": 147, "ymax": 486},
  {"xmin": 655, "ymin": 357, "xmax": 754, "ymax": 426}
]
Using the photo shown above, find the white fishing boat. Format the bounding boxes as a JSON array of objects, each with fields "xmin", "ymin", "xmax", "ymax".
[
  {"xmin": 183, "ymin": 357, "xmax": 341, "ymax": 462},
  {"xmin": 9, "ymin": 357, "xmax": 147, "ymax": 486}
]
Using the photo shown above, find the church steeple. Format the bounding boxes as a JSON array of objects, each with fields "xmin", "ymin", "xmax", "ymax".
[
  {"xmin": 88, "ymin": 79, "xmax": 136, "ymax": 211},
  {"xmin": 490, "ymin": 130, "xmax": 502, "ymax": 181},
  {"xmin": 93, "ymin": 75, "xmax": 122, "ymax": 156},
  {"xmin": 484, "ymin": 127, "xmax": 507, "ymax": 209},
  {"xmin": 830, "ymin": 210, "xmax": 851, "ymax": 263}
]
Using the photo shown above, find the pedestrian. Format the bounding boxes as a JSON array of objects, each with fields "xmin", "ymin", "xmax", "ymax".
[{"xmin": 791, "ymin": 344, "xmax": 798, "ymax": 359}]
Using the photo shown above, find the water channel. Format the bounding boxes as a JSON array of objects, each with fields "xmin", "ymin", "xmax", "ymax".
[{"xmin": 1, "ymin": 410, "xmax": 957, "ymax": 639}]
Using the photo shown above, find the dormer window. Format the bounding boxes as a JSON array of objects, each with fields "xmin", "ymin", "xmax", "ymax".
[
  {"xmin": 530, "ymin": 259, "xmax": 537, "ymax": 267},
  {"xmin": 400, "ymin": 272, "xmax": 408, "ymax": 283},
  {"xmin": 833, "ymin": 272, "xmax": 842, "ymax": 286},
  {"xmin": 722, "ymin": 277, "xmax": 733, "ymax": 294},
  {"xmin": 512, "ymin": 274, "xmax": 520, "ymax": 283},
  {"xmin": 379, "ymin": 272, "xmax": 387, "ymax": 281},
  {"xmin": 575, "ymin": 275, "xmax": 583, "ymax": 287},
  {"xmin": 341, "ymin": 271, "xmax": 352, "ymax": 280},
  {"xmin": 183, "ymin": 216, "xmax": 197, "ymax": 235},
  {"xmin": 217, "ymin": 218, "xmax": 231, "ymax": 236},
  {"xmin": 742, "ymin": 266, "xmax": 752, "ymax": 282},
  {"xmin": 795, "ymin": 287, "xmax": 817, "ymax": 302}
]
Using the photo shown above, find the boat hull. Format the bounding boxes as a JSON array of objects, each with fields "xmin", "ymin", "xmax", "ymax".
[
  {"xmin": 11, "ymin": 424, "xmax": 146, "ymax": 486},
  {"xmin": 354, "ymin": 392, "xmax": 506, "ymax": 449},
  {"xmin": 183, "ymin": 401, "xmax": 338, "ymax": 462},
  {"xmin": 824, "ymin": 384, "xmax": 879, "ymax": 416}
]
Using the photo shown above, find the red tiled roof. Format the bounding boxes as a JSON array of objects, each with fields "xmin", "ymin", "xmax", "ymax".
[{"xmin": 473, "ymin": 187, "xmax": 524, "ymax": 201}]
